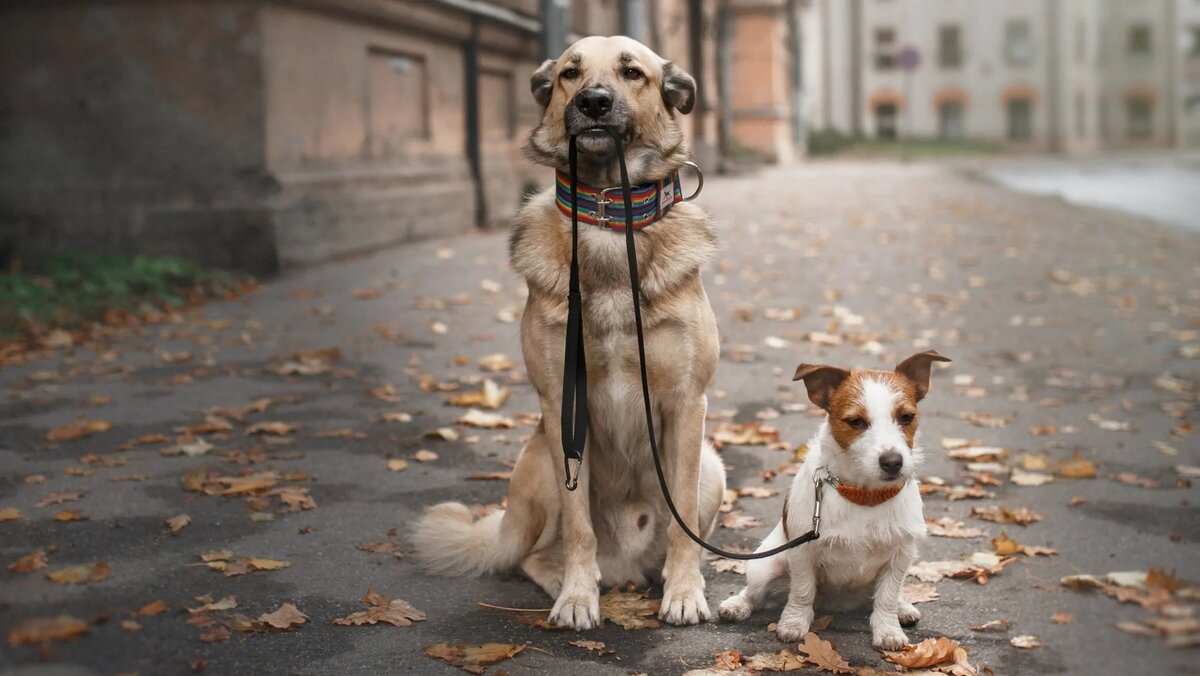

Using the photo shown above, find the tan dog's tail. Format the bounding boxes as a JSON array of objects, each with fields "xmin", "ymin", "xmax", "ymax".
[{"xmin": 411, "ymin": 503, "xmax": 525, "ymax": 578}]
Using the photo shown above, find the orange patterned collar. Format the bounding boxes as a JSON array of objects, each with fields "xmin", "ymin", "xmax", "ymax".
[{"xmin": 835, "ymin": 481, "xmax": 904, "ymax": 507}]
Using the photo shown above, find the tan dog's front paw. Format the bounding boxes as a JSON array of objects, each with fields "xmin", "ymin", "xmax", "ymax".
[
  {"xmin": 550, "ymin": 584, "xmax": 600, "ymax": 630},
  {"xmin": 660, "ymin": 580, "xmax": 711, "ymax": 625}
]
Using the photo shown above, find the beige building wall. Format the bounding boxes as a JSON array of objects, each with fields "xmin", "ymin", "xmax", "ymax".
[{"xmin": 1180, "ymin": 0, "xmax": 1200, "ymax": 147}]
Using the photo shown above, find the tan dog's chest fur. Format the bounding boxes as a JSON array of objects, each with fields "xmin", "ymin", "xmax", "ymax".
[{"xmin": 413, "ymin": 35, "xmax": 727, "ymax": 630}]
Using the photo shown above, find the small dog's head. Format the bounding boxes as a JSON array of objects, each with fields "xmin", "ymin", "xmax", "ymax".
[
  {"xmin": 524, "ymin": 36, "xmax": 695, "ymax": 181},
  {"xmin": 793, "ymin": 351, "xmax": 951, "ymax": 487}
]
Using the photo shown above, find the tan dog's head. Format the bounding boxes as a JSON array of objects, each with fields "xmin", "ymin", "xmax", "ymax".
[
  {"xmin": 524, "ymin": 35, "xmax": 695, "ymax": 183},
  {"xmin": 793, "ymin": 351, "xmax": 951, "ymax": 487}
]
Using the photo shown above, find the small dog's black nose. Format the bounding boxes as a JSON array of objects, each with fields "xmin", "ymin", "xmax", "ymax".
[
  {"xmin": 879, "ymin": 452, "xmax": 903, "ymax": 476},
  {"xmin": 574, "ymin": 87, "xmax": 613, "ymax": 119}
]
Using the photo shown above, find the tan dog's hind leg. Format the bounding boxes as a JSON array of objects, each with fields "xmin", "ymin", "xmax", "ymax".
[{"xmin": 658, "ymin": 400, "xmax": 712, "ymax": 625}]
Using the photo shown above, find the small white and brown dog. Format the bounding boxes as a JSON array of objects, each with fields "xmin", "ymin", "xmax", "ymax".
[{"xmin": 718, "ymin": 350, "xmax": 950, "ymax": 650}]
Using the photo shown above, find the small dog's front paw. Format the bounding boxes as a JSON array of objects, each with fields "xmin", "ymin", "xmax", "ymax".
[
  {"xmin": 872, "ymin": 626, "xmax": 909, "ymax": 651},
  {"xmin": 717, "ymin": 594, "xmax": 752, "ymax": 623},
  {"xmin": 550, "ymin": 584, "xmax": 600, "ymax": 630},
  {"xmin": 774, "ymin": 608, "xmax": 813, "ymax": 642},
  {"xmin": 660, "ymin": 579, "xmax": 711, "ymax": 625},
  {"xmin": 898, "ymin": 602, "xmax": 921, "ymax": 627}
]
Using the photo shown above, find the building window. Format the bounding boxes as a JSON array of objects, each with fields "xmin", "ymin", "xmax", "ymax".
[
  {"xmin": 1186, "ymin": 94, "xmax": 1200, "ymax": 118},
  {"xmin": 1127, "ymin": 98, "xmax": 1153, "ymax": 138},
  {"xmin": 1007, "ymin": 99, "xmax": 1032, "ymax": 141},
  {"xmin": 938, "ymin": 102, "xmax": 964, "ymax": 139},
  {"xmin": 1005, "ymin": 20, "xmax": 1033, "ymax": 66},
  {"xmin": 938, "ymin": 25, "xmax": 963, "ymax": 68},
  {"xmin": 875, "ymin": 28, "xmax": 897, "ymax": 70},
  {"xmin": 875, "ymin": 103, "xmax": 898, "ymax": 139},
  {"xmin": 1128, "ymin": 25, "xmax": 1152, "ymax": 56},
  {"xmin": 1188, "ymin": 26, "xmax": 1200, "ymax": 58}
]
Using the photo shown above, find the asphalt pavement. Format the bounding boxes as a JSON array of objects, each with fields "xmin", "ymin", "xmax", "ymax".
[{"xmin": 1, "ymin": 159, "xmax": 1197, "ymax": 675}]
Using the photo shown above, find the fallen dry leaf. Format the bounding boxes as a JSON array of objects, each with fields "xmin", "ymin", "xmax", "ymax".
[
  {"xmin": 744, "ymin": 649, "xmax": 806, "ymax": 671},
  {"xmin": 721, "ymin": 511, "xmax": 763, "ymax": 530},
  {"xmin": 259, "ymin": 603, "xmax": 307, "ymax": 630},
  {"xmin": 970, "ymin": 505, "xmax": 1042, "ymax": 526},
  {"xmin": 424, "ymin": 642, "xmax": 525, "ymax": 674},
  {"xmin": 600, "ymin": 587, "xmax": 661, "ymax": 630},
  {"xmin": 199, "ymin": 626, "xmax": 231, "ymax": 643},
  {"xmin": 246, "ymin": 421, "xmax": 297, "ymax": 436},
  {"xmin": 796, "ymin": 632, "xmax": 854, "ymax": 674},
  {"xmin": 457, "ymin": 409, "xmax": 515, "ymax": 429},
  {"xmin": 1010, "ymin": 634, "xmax": 1043, "ymax": 649},
  {"xmin": 188, "ymin": 595, "xmax": 238, "ymax": 614},
  {"xmin": 138, "ymin": 600, "xmax": 169, "ymax": 617},
  {"xmin": 1051, "ymin": 612, "xmax": 1074, "ymax": 624},
  {"xmin": 569, "ymin": 639, "xmax": 614, "ymax": 655},
  {"xmin": 992, "ymin": 532, "xmax": 1057, "ymax": 557},
  {"xmin": 903, "ymin": 582, "xmax": 941, "ymax": 604},
  {"xmin": 446, "ymin": 379, "xmax": 509, "ymax": 410},
  {"xmin": 9, "ymin": 550, "xmax": 48, "ymax": 574},
  {"xmin": 7, "ymin": 615, "xmax": 89, "ymax": 646},
  {"xmin": 356, "ymin": 541, "xmax": 404, "ymax": 559},
  {"xmin": 971, "ymin": 619, "xmax": 1011, "ymax": 632},
  {"xmin": 711, "ymin": 422, "xmax": 781, "ymax": 447},
  {"xmin": 387, "ymin": 459, "xmax": 409, "ymax": 472},
  {"xmin": 332, "ymin": 589, "xmax": 426, "ymax": 627},
  {"xmin": 1010, "ymin": 469, "xmax": 1054, "ymax": 487},
  {"xmin": 47, "ymin": 562, "xmax": 110, "ymax": 585},
  {"xmin": 479, "ymin": 354, "xmax": 514, "ymax": 372},
  {"xmin": 883, "ymin": 636, "xmax": 959, "ymax": 669},
  {"xmin": 46, "ymin": 418, "xmax": 111, "ymax": 442},
  {"xmin": 1055, "ymin": 456, "xmax": 1098, "ymax": 479},
  {"xmin": 413, "ymin": 449, "xmax": 439, "ymax": 462},
  {"xmin": 0, "ymin": 507, "xmax": 21, "ymax": 522},
  {"xmin": 926, "ymin": 517, "xmax": 985, "ymax": 538},
  {"xmin": 36, "ymin": 490, "xmax": 86, "ymax": 508},
  {"xmin": 54, "ymin": 509, "xmax": 89, "ymax": 522},
  {"xmin": 165, "ymin": 514, "xmax": 192, "ymax": 535}
]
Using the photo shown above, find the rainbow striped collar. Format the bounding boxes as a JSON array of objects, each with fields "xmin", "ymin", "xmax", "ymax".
[{"xmin": 554, "ymin": 170, "xmax": 683, "ymax": 231}]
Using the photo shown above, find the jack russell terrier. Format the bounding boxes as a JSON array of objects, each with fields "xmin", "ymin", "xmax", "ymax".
[{"xmin": 718, "ymin": 350, "xmax": 950, "ymax": 650}]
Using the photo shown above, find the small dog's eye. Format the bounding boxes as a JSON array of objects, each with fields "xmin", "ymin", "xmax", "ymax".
[
  {"xmin": 560, "ymin": 68, "xmax": 580, "ymax": 81},
  {"xmin": 898, "ymin": 413, "xmax": 915, "ymax": 425},
  {"xmin": 845, "ymin": 417, "xmax": 868, "ymax": 430},
  {"xmin": 622, "ymin": 67, "xmax": 644, "ymax": 80}
]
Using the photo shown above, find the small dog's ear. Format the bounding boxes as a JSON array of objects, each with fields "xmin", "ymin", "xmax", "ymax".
[
  {"xmin": 530, "ymin": 59, "xmax": 556, "ymax": 107},
  {"xmin": 662, "ymin": 62, "xmax": 696, "ymax": 114},
  {"xmin": 793, "ymin": 363, "xmax": 851, "ymax": 412},
  {"xmin": 895, "ymin": 350, "xmax": 951, "ymax": 401}
]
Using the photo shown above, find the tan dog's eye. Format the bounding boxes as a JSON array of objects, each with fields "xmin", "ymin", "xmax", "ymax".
[
  {"xmin": 898, "ymin": 413, "xmax": 915, "ymax": 426},
  {"xmin": 560, "ymin": 67, "xmax": 580, "ymax": 81},
  {"xmin": 621, "ymin": 67, "xmax": 644, "ymax": 80},
  {"xmin": 845, "ymin": 417, "xmax": 868, "ymax": 430}
]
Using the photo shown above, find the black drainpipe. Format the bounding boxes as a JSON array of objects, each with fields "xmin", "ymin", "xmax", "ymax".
[{"xmin": 464, "ymin": 17, "xmax": 485, "ymax": 227}]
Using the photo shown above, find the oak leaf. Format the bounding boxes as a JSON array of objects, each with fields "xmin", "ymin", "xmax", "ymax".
[
  {"xmin": 796, "ymin": 632, "xmax": 854, "ymax": 673},
  {"xmin": 424, "ymin": 642, "xmax": 525, "ymax": 674},
  {"xmin": 7, "ymin": 615, "xmax": 89, "ymax": 646},
  {"xmin": 332, "ymin": 589, "xmax": 426, "ymax": 627},
  {"xmin": 599, "ymin": 587, "xmax": 661, "ymax": 629},
  {"xmin": 883, "ymin": 636, "xmax": 959, "ymax": 669},
  {"xmin": 46, "ymin": 562, "xmax": 110, "ymax": 584},
  {"xmin": 259, "ymin": 603, "xmax": 308, "ymax": 630}
]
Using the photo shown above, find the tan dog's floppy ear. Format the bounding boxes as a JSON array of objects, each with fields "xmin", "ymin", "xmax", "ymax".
[
  {"xmin": 793, "ymin": 363, "xmax": 851, "ymax": 412},
  {"xmin": 662, "ymin": 62, "xmax": 696, "ymax": 114},
  {"xmin": 895, "ymin": 350, "xmax": 951, "ymax": 401},
  {"xmin": 530, "ymin": 59, "xmax": 556, "ymax": 107}
]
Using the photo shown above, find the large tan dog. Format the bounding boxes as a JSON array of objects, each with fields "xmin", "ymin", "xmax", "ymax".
[{"xmin": 412, "ymin": 36, "xmax": 726, "ymax": 630}]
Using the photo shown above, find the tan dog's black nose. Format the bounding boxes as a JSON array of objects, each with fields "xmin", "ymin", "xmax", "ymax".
[{"xmin": 574, "ymin": 87, "xmax": 613, "ymax": 119}]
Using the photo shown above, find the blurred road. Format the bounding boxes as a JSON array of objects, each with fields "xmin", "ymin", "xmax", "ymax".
[
  {"xmin": 1, "ymin": 160, "xmax": 1198, "ymax": 675},
  {"xmin": 979, "ymin": 153, "xmax": 1200, "ymax": 232}
]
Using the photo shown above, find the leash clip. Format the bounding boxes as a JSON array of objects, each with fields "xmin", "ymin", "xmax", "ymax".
[
  {"xmin": 564, "ymin": 457, "xmax": 582, "ymax": 491},
  {"xmin": 811, "ymin": 469, "xmax": 839, "ymax": 538}
]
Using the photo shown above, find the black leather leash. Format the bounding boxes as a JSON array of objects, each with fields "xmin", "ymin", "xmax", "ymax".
[{"xmin": 560, "ymin": 128, "xmax": 819, "ymax": 560}]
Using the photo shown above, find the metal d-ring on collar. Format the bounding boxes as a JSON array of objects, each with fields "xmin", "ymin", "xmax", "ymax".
[{"xmin": 593, "ymin": 161, "xmax": 705, "ymax": 226}]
